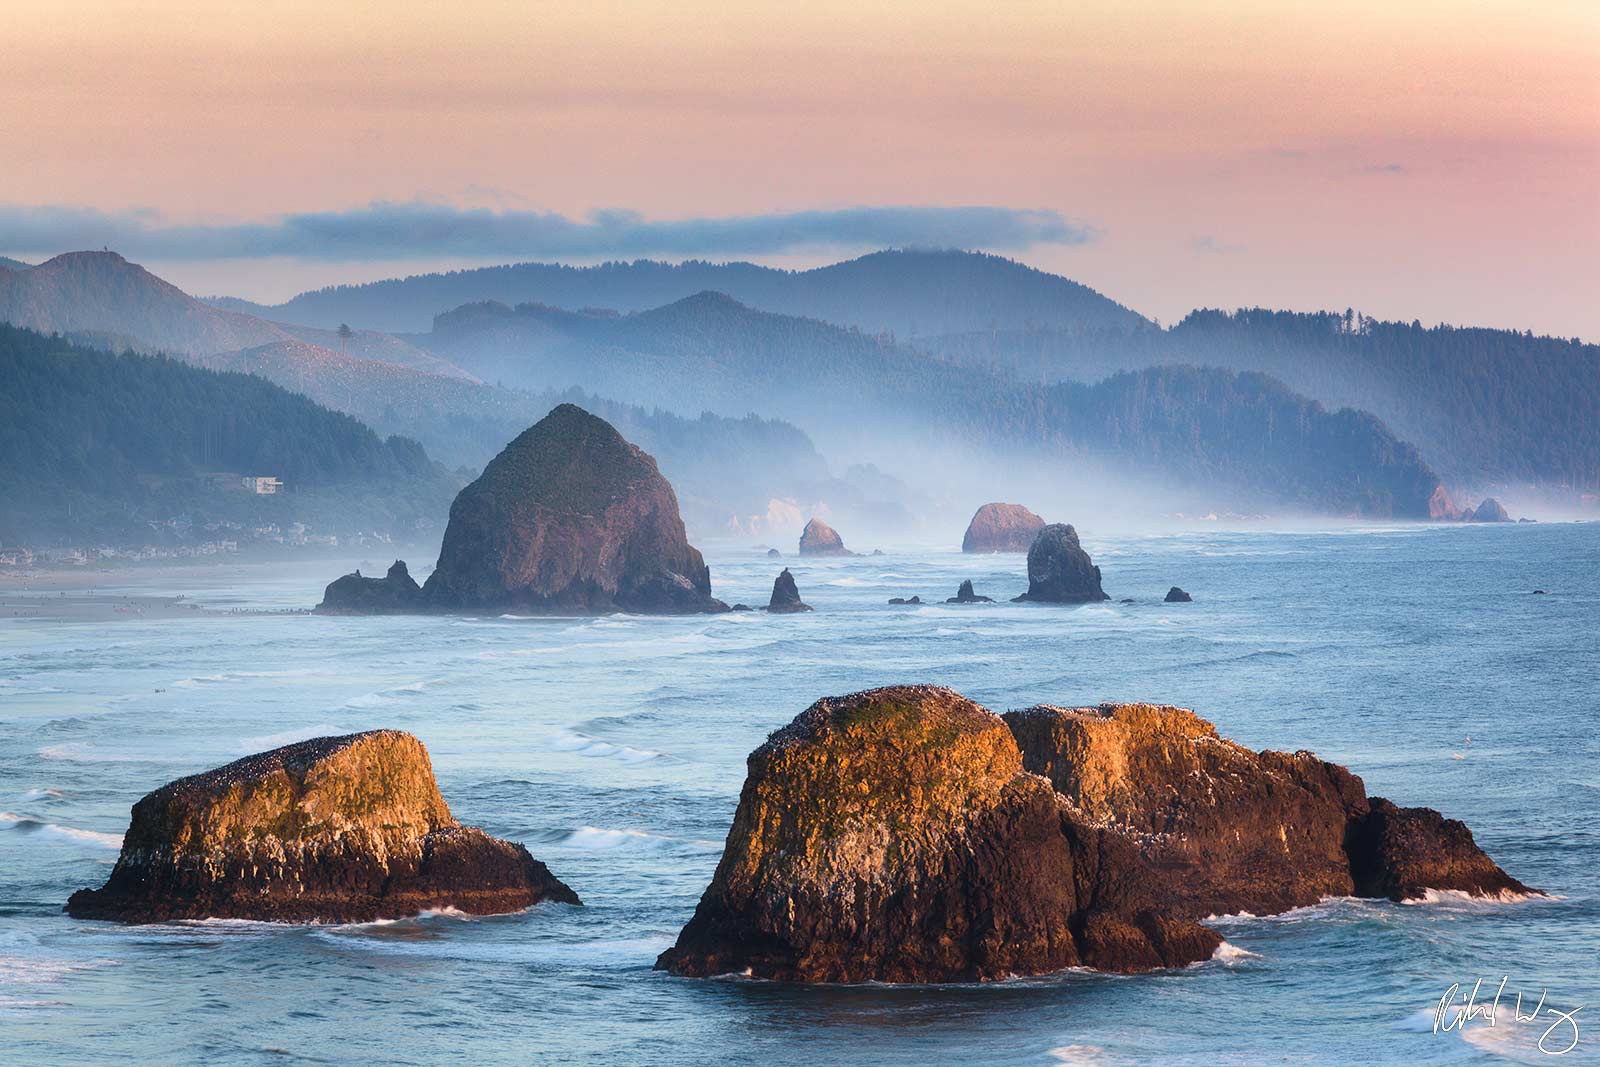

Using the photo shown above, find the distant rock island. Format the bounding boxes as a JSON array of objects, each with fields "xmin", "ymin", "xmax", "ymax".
[
  {"xmin": 766, "ymin": 568, "xmax": 812, "ymax": 613},
  {"xmin": 1466, "ymin": 497, "xmax": 1513, "ymax": 523},
  {"xmin": 1164, "ymin": 586, "xmax": 1192, "ymax": 603},
  {"xmin": 67, "ymin": 730, "xmax": 579, "ymax": 923},
  {"xmin": 317, "ymin": 405, "xmax": 728, "ymax": 615},
  {"xmin": 946, "ymin": 579, "xmax": 993, "ymax": 604},
  {"xmin": 961, "ymin": 502, "xmax": 1045, "ymax": 552},
  {"xmin": 657, "ymin": 687, "xmax": 1535, "ymax": 983},
  {"xmin": 798, "ymin": 517, "xmax": 851, "ymax": 556},
  {"xmin": 1012, "ymin": 523, "xmax": 1110, "ymax": 603}
]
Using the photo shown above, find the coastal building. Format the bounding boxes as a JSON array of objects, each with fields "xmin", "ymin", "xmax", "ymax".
[{"xmin": 243, "ymin": 476, "xmax": 283, "ymax": 495}]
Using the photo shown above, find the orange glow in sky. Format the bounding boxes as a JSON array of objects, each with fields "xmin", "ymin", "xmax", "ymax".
[{"xmin": 2, "ymin": 1, "xmax": 1597, "ymax": 335}]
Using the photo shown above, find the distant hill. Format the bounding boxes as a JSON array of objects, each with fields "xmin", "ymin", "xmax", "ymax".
[
  {"xmin": 212, "ymin": 249, "xmax": 1154, "ymax": 337},
  {"xmin": 0, "ymin": 324, "xmax": 459, "ymax": 545},
  {"xmin": 0, "ymin": 251, "xmax": 474, "ymax": 379},
  {"xmin": 420, "ymin": 290, "xmax": 1448, "ymax": 519},
  {"xmin": 0, "ymin": 256, "xmax": 32, "ymax": 271},
  {"xmin": 928, "ymin": 310, "xmax": 1600, "ymax": 493}
]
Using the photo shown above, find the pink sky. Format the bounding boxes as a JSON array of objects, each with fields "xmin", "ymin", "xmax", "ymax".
[{"xmin": 3, "ymin": 1, "xmax": 1597, "ymax": 336}]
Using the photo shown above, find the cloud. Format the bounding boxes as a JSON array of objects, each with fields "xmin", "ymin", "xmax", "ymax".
[
  {"xmin": 1360, "ymin": 163, "xmax": 1407, "ymax": 175},
  {"xmin": 0, "ymin": 201, "xmax": 1096, "ymax": 262},
  {"xmin": 1190, "ymin": 235, "xmax": 1244, "ymax": 255}
]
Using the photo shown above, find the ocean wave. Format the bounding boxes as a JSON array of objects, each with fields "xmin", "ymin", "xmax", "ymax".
[
  {"xmin": 557, "ymin": 826, "xmax": 721, "ymax": 853},
  {"xmin": 1, "ymin": 811, "xmax": 123, "ymax": 849},
  {"xmin": 1046, "ymin": 1045, "xmax": 1126, "ymax": 1066},
  {"xmin": 1211, "ymin": 940, "xmax": 1263, "ymax": 965},
  {"xmin": 1400, "ymin": 887, "xmax": 1553, "ymax": 908},
  {"xmin": 36, "ymin": 743, "xmax": 177, "ymax": 765},
  {"xmin": 549, "ymin": 728, "xmax": 665, "ymax": 764}
]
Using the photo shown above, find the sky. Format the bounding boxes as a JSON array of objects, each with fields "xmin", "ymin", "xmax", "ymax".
[{"xmin": 2, "ymin": 0, "xmax": 1597, "ymax": 337}]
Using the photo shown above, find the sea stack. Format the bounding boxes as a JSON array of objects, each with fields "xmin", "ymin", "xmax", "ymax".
[
  {"xmin": 657, "ymin": 686, "xmax": 1221, "ymax": 981},
  {"xmin": 798, "ymin": 517, "xmax": 851, "ymax": 557},
  {"xmin": 1164, "ymin": 586, "xmax": 1192, "ymax": 603},
  {"xmin": 946, "ymin": 579, "xmax": 993, "ymax": 604},
  {"xmin": 1467, "ymin": 498, "xmax": 1512, "ymax": 523},
  {"xmin": 317, "ymin": 560, "xmax": 423, "ymax": 614},
  {"xmin": 318, "ymin": 405, "xmax": 727, "ymax": 615},
  {"xmin": 961, "ymin": 502, "xmax": 1045, "ymax": 553},
  {"xmin": 1003, "ymin": 702, "xmax": 1534, "ymax": 916},
  {"xmin": 66, "ymin": 730, "xmax": 580, "ymax": 923},
  {"xmin": 766, "ymin": 568, "xmax": 812, "ymax": 613},
  {"xmin": 1012, "ymin": 523, "xmax": 1110, "ymax": 603}
]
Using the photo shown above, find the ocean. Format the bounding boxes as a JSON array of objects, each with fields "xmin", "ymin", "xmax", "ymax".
[{"xmin": 2, "ymin": 522, "xmax": 1596, "ymax": 1065}]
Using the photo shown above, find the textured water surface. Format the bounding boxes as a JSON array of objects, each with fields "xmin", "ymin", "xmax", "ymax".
[{"xmin": 1, "ymin": 523, "xmax": 1596, "ymax": 1065}]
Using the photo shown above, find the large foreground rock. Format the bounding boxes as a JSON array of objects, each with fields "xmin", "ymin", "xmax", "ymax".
[
  {"xmin": 656, "ymin": 686, "xmax": 1221, "ymax": 981},
  {"xmin": 331, "ymin": 404, "xmax": 726, "ymax": 615},
  {"xmin": 1012, "ymin": 523, "xmax": 1109, "ymax": 603},
  {"xmin": 317, "ymin": 560, "xmax": 423, "ymax": 614},
  {"xmin": 1003, "ymin": 703, "xmax": 1534, "ymax": 917},
  {"xmin": 962, "ymin": 502, "xmax": 1045, "ymax": 553},
  {"xmin": 67, "ymin": 731, "xmax": 579, "ymax": 923},
  {"xmin": 798, "ymin": 517, "xmax": 851, "ymax": 557}
]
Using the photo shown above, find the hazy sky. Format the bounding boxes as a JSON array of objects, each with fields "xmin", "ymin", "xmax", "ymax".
[{"xmin": 3, "ymin": 1, "xmax": 1597, "ymax": 336}]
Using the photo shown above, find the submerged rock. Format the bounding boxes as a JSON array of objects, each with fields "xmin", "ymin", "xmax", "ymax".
[
  {"xmin": 946, "ymin": 579, "xmax": 993, "ymax": 604},
  {"xmin": 962, "ymin": 502, "xmax": 1045, "ymax": 553},
  {"xmin": 766, "ymin": 548, "xmax": 782, "ymax": 558},
  {"xmin": 887, "ymin": 595, "xmax": 923, "ymax": 605},
  {"xmin": 656, "ymin": 686, "xmax": 1221, "ymax": 982},
  {"xmin": 317, "ymin": 560, "xmax": 423, "ymax": 614},
  {"xmin": 766, "ymin": 568, "xmax": 813, "ymax": 613},
  {"xmin": 1467, "ymin": 498, "xmax": 1512, "ymax": 523},
  {"xmin": 365, "ymin": 405, "xmax": 725, "ymax": 615},
  {"xmin": 66, "ymin": 730, "xmax": 579, "ymax": 923},
  {"xmin": 1164, "ymin": 586, "xmax": 1192, "ymax": 603},
  {"xmin": 1012, "ymin": 524, "xmax": 1109, "ymax": 603},
  {"xmin": 1003, "ymin": 703, "xmax": 1535, "ymax": 918},
  {"xmin": 798, "ymin": 517, "xmax": 851, "ymax": 557}
]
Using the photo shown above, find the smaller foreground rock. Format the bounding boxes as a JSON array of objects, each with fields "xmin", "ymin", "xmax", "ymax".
[
  {"xmin": 1164, "ymin": 586, "xmax": 1192, "ymax": 603},
  {"xmin": 317, "ymin": 560, "xmax": 423, "ymax": 614},
  {"xmin": 766, "ymin": 568, "xmax": 813, "ymax": 613},
  {"xmin": 946, "ymin": 579, "xmax": 993, "ymax": 604}
]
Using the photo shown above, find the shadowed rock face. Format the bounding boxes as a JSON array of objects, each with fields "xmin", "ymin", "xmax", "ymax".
[
  {"xmin": 419, "ymin": 404, "xmax": 726, "ymax": 614},
  {"xmin": 1012, "ymin": 523, "xmax": 1109, "ymax": 603},
  {"xmin": 1003, "ymin": 703, "xmax": 1534, "ymax": 918},
  {"xmin": 66, "ymin": 730, "xmax": 579, "ymax": 923},
  {"xmin": 798, "ymin": 517, "xmax": 850, "ymax": 556},
  {"xmin": 1164, "ymin": 586, "xmax": 1192, "ymax": 603},
  {"xmin": 317, "ymin": 560, "xmax": 423, "ymax": 614},
  {"xmin": 766, "ymin": 568, "xmax": 812, "ymax": 613},
  {"xmin": 962, "ymin": 502, "xmax": 1045, "ymax": 553},
  {"xmin": 656, "ymin": 686, "xmax": 1221, "ymax": 982}
]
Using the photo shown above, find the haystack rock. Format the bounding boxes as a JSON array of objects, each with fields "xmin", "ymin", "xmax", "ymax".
[
  {"xmin": 67, "ymin": 730, "xmax": 579, "ymax": 923},
  {"xmin": 961, "ymin": 502, "xmax": 1045, "ymax": 553},
  {"xmin": 1467, "ymin": 498, "xmax": 1512, "ymax": 523},
  {"xmin": 766, "ymin": 548, "xmax": 782, "ymax": 558},
  {"xmin": 1003, "ymin": 703, "xmax": 1534, "ymax": 918},
  {"xmin": 317, "ymin": 560, "xmax": 423, "ymax": 614},
  {"xmin": 656, "ymin": 686, "xmax": 1222, "ymax": 982},
  {"xmin": 1012, "ymin": 523, "xmax": 1109, "ymax": 603},
  {"xmin": 335, "ymin": 405, "xmax": 725, "ymax": 615},
  {"xmin": 1164, "ymin": 586, "xmax": 1192, "ymax": 603},
  {"xmin": 766, "ymin": 568, "xmax": 812, "ymax": 613},
  {"xmin": 946, "ymin": 579, "xmax": 993, "ymax": 604},
  {"xmin": 798, "ymin": 517, "xmax": 851, "ymax": 557}
]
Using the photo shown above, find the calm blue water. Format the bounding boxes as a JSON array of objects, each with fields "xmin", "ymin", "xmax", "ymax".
[{"xmin": 2, "ymin": 523, "xmax": 1596, "ymax": 1066}]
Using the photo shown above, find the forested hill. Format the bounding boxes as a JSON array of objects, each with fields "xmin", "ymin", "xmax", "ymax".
[
  {"xmin": 927, "ymin": 309, "xmax": 1600, "ymax": 493},
  {"xmin": 212, "ymin": 249, "xmax": 1153, "ymax": 338},
  {"xmin": 0, "ymin": 324, "xmax": 459, "ymax": 545},
  {"xmin": 420, "ymin": 291, "xmax": 1448, "ymax": 519}
]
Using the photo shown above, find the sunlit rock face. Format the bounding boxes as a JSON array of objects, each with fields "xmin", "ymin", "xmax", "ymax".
[
  {"xmin": 961, "ymin": 502, "xmax": 1045, "ymax": 553},
  {"xmin": 798, "ymin": 517, "xmax": 850, "ymax": 557},
  {"xmin": 67, "ymin": 730, "xmax": 580, "ymax": 923}
]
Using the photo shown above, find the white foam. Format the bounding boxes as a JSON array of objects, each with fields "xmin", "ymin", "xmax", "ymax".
[
  {"xmin": 1, "ymin": 811, "xmax": 122, "ymax": 849},
  {"xmin": 549, "ymin": 728, "xmax": 664, "ymax": 764},
  {"xmin": 1046, "ymin": 1045, "xmax": 1125, "ymax": 1066},
  {"xmin": 560, "ymin": 826, "xmax": 720, "ymax": 853},
  {"xmin": 1402, "ymin": 887, "xmax": 1550, "ymax": 907},
  {"xmin": 1211, "ymin": 940, "xmax": 1262, "ymax": 965}
]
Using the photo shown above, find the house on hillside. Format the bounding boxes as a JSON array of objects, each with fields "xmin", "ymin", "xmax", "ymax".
[{"xmin": 243, "ymin": 476, "xmax": 283, "ymax": 495}]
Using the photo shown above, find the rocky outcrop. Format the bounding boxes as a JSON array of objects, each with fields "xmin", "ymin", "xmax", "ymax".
[
  {"xmin": 367, "ymin": 405, "xmax": 724, "ymax": 615},
  {"xmin": 656, "ymin": 686, "xmax": 1222, "ymax": 982},
  {"xmin": 961, "ymin": 502, "xmax": 1045, "ymax": 553},
  {"xmin": 1164, "ymin": 586, "xmax": 1192, "ymax": 603},
  {"xmin": 798, "ymin": 517, "xmax": 851, "ymax": 557},
  {"xmin": 766, "ymin": 568, "xmax": 812, "ymax": 613},
  {"xmin": 766, "ymin": 548, "xmax": 782, "ymax": 558},
  {"xmin": 1002, "ymin": 703, "xmax": 1535, "ymax": 918},
  {"xmin": 1012, "ymin": 523, "xmax": 1109, "ymax": 603},
  {"xmin": 1467, "ymin": 498, "xmax": 1512, "ymax": 523},
  {"xmin": 1428, "ymin": 485, "xmax": 1463, "ymax": 521},
  {"xmin": 946, "ymin": 579, "xmax": 993, "ymax": 604},
  {"xmin": 316, "ymin": 560, "xmax": 423, "ymax": 614},
  {"xmin": 67, "ymin": 731, "xmax": 579, "ymax": 923},
  {"xmin": 887, "ymin": 595, "xmax": 923, "ymax": 605}
]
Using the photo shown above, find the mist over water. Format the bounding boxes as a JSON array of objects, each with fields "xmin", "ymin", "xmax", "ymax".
[{"xmin": 2, "ymin": 522, "xmax": 1596, "ymax": 1065}]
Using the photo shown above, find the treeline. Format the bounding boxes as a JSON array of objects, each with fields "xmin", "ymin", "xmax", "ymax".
[{"xmin": 0, "ymin": 325, "xmax": 458, "ymax": 544}]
